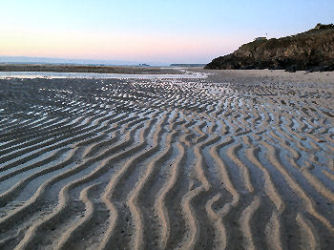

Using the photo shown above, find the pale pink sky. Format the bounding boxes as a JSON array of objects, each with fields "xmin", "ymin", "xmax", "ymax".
[{"xmin": 0, "ymin": 28, "xmax": 247, "ymax": 64}]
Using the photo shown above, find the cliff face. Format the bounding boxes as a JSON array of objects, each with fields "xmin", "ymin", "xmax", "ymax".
[{"xmin": 205, "ymin": 24, "xmax": 334, "ymax": 71}]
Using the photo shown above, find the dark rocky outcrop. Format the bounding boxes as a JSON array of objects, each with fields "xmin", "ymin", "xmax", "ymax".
[{"xmin": 205, "ymin": 24, "xmax": 334, "ymax": 71}]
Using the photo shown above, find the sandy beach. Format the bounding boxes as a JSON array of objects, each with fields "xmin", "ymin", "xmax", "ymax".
[{"xmin": 0, "ymin": 69, "xmax": 333, "ymax": 249}]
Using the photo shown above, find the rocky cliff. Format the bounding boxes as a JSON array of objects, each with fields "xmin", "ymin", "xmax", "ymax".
[{"xmin": 205, "ymin": 24, "xmax": 334, "ymax": 71}]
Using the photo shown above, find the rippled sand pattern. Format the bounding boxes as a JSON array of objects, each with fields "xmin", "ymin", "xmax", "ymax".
[{"xmin": 0, "ymin": 77, "xmax": 333, "ymax": 249}]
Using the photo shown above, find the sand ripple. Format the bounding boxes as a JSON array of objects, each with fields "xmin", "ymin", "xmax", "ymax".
[{"xmin": 0, "ymin": 76, "xmax": 333, "ymax": 249}]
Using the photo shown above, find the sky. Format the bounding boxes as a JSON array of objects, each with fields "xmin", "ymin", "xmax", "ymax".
[{"xmin": 0, "ymin": 0, "xmax": 333, "ymax": 65}]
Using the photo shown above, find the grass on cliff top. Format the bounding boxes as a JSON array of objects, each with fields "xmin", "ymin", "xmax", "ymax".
[{"xmin": 240, "ymin": 25, "xmax": 334, "ymax": 52}]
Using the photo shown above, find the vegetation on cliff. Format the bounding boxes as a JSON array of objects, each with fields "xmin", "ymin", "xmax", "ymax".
[{"xmin": 205, "ymin": 24, "xmax": 334, "ymax": 71}]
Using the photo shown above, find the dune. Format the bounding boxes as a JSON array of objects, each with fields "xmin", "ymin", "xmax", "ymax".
[{"xmin": 0, "ymin": 70, "xmax": 333, "ymax": 249}]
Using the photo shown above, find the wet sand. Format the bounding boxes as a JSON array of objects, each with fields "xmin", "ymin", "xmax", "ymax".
[{"xmin": 0, "ymin": 70, "xmax": 333, "ymax": 249}]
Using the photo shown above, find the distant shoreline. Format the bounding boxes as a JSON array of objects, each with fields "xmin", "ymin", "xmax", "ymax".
[{"xmin": 0, "ymin": 64, "xmax": 181, "ymax": 74}]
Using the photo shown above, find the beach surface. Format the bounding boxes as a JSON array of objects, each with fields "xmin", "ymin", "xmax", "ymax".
[{"xmin": 0, "ymin": 69, "xmax": 333, "ymax": 249}]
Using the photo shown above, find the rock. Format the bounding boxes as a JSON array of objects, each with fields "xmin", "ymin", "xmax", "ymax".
[{"xmin": 205, "ymin": 24, "xmax": 334, "ymax": 71}]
